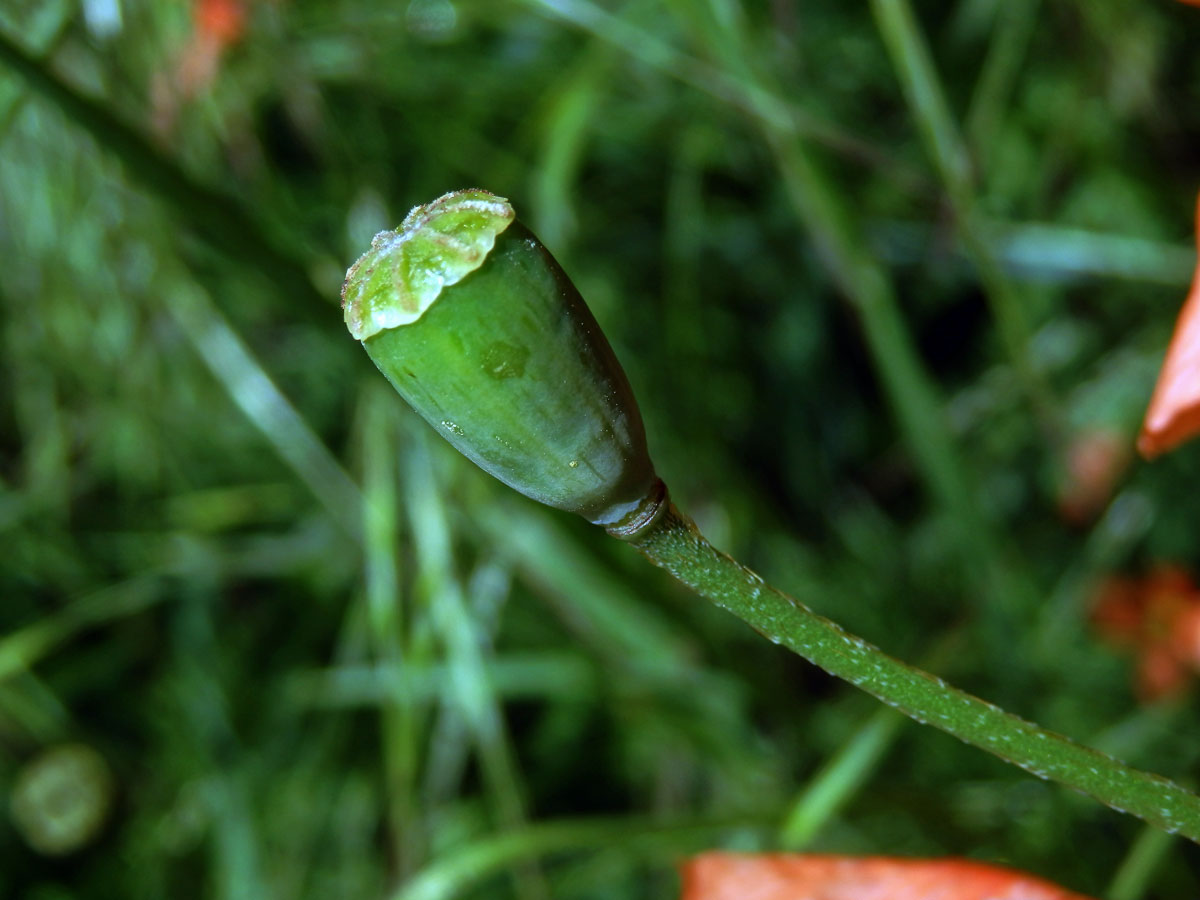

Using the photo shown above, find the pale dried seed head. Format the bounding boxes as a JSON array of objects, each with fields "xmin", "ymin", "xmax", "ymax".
[{"xmin": 341, "ymin": 188, "xmax": 515, "ymax": 341}]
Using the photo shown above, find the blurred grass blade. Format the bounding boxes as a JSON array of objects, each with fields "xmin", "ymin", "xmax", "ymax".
[
  {"xmin": 779, "ymin": 707, "xmax": 906, "ymax": 849},
  {"xmin": 0, "ymin": 28, "xmax": 327, "ymax": 318},
  {"xmin": 530, "ymin": 44, "xmax": 613, "ymax": 247},
  {"xmin": 965, "ymin": 0, "xmax": 1041, "ymax": 163},
  {"xmin": 360, "ymin": 384, "xmax": 423, "ymax": 874},
  {"xmin": 173, "ymin": 588, "xmax": 272, "ymax": 900},
  {"xmin": 165, "ymin": 281, "xmax": 363, "ymax": 539},
  {"xmin": 474, "ymin": 500, "xmax": 694, "ymax": 669},
  {"xmin": 780, "ymin": 636, "xmax": 960, "ymax": 847},
  {"xmin": 405, "ymin": 435, "xmax": 547, "ymax": 900},
  {"xmin": 286, "ymin": 654, "xmax": 597, "ymax": 708},
  {"xmin": 0, "ymin": 1, "xmax": 71, "ymax": 137},
  {"xmin": 0, "ymin": 671, "xmax": 71, "ymax": 743},
  {"xmin": 874, "ymin": 220, "xmax": 1196, "ymax": 286},
  {"xmin": 677, "ymin": 0, "xmax": 1038, "ymax": 634},
  {"xmin": 992, "ymin": 222, "xmax": 1195, "ymax": 286},
  {"xmin": 520, "ymin": 0, "xmax": 902, "ymax": 169},
  {"xmin": 868, "ymin": 0, "xmax": 1057, "ymax": 430},
  {"xmin": 0, "ymin": 577, "xmax": 162, "ymax": 684},
  {"xmin": 392, "ymin": 814, "xmax": 769, "ymax": 900},
  {"xmin": 1106, "ymin": 825, "xmax": 1175, "ymax": 900}
]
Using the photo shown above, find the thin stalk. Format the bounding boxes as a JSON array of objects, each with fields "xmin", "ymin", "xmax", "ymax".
[
  {"xmin": 767, "ymin": 135, "xmax": 984, "ymax": 534},
  {"xmin": 965, "ymin": 0, "xmax": 1042, "ymax": 163},
  {"xmin": 0, "ymin": 577, "xmax": 163, "ymax": 684},
  {"xmin": 165, "ymin": 281, "xmax": 363, "ymax": 539},
  {"xmin": 1106, "ymin": 825, "xmax": 1175, "ymax": 900},
  {"xmin": 868, "ymin": 0, "xmax": 1060, "ymax": 433},
  {"xmin": 780, "ymin": 706, "xmax": 906, "ymax": 849},
  {"xmin": 530, "ymin": 35, "xmax": 616, "ymax": 249},
  {"xmin": 673, "ymin": 2, "xmax": 1037, "ymax": 643},
  {"xmin": 0, "ymin": 0, "xmax": 72, "ymax": 138},
  {"xmin": 285, "ymin": 654, "xmax": 596, "ymax": 708},
  {"xmin": 473, "ymin": 500, "xmax": 694, "ymax": 666},
  {"xmin": 521, "ymin": 0, "xmax": 928, "ymax": 186},
  {"xmin": 406, "ymin": 440, "xmax": 548, "ymax": 900},
  {"xmin": 768, "ymin": 124, "xmax": 1038, "ymax": 653},
  {"xmin": 629, "ymin": 502, "xmax": 1200, "ymax": 842},
  {"xmin": 362, "ymin": 387, "xmax": 422, "ymax": 875}
]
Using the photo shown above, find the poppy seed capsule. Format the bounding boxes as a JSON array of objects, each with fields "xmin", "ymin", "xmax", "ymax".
[{"xmin": 342, "ymin": 189, "xmax": 664, "ymax": 533}]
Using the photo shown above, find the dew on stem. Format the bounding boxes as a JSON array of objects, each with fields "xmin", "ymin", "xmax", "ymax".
[{"xmin": 343, "ymin": 188, "xmax": 1200, "ymax": 844}]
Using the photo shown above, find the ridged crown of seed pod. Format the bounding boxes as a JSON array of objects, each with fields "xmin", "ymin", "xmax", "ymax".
[{"xmin": 342, "ymin": 188, "xmax": 662, "ymax": 533}]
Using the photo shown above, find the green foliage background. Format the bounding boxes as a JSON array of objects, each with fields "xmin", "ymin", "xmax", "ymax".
[{"xmin": 3, "ymin": 0, "xmax": 1200, "ymax": 897}]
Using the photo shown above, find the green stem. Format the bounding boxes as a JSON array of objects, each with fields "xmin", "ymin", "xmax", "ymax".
[
  {"xmin": 674, "ymin": 3, "xmax": 1038, "ymax": 636},
  {"xmin": 407, "ymin": 440, "xmax": 549, "ymax": 900},
  {"xmin": 522, "ymin": 0, "xmax": 925, "ymax": 184},
  {"xmin": 629, "ymin": 501, "xmax": 1200, "ymax": 842},
  {"xmin": 780, "ymin": 706, "xmax": 906, "ymax": 849},
  {"xmin": 361, "ymin": 388, "xmax": 423, "ymax": 875},
  {"xmin": 1106, "ymin": 825, "xmax": 1175, "ymax": 900},
  {"xmin": 767, "ymin": 134, "xmax": 1036, "ymax": 643},
  {"xmin": 965, "ymin": 0, "xmax": 1042, "ymax": 163},
  {"xmin": 165, "ymin": 281, "xmax": 363, "ymax": 539},
  {"xmin": 869, "ymin": 0, "xmax": 1060, "ymax": 433},
  {"xmin": 0, "ymin": 577, "xmax": 163, "ymax": 685}
]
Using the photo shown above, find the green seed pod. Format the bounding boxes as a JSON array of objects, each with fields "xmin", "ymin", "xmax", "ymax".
[{"xmin": 342, "ymin": 189, "xmax": 663, "ymax": 533}]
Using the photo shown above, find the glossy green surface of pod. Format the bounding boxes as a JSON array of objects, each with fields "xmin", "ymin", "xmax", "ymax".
[{"xmin": 342, "ymin": 190, "xmax": 659, "ymax": 528}]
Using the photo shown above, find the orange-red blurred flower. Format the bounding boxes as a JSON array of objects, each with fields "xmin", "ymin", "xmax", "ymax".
[
  {"xmin": 177, "ymin": 0, "xmax": 247, "ymax": 98},
  {"xmin": 1091, "ymin": 566, "xmax": 1200, "ymax": 700},
  {"xmin": 679, "ymin": 853, "xmax": 1094, "ymax": 900},
  {"xmin": 1139, "ymin": 191, "xmax": 1200, "ymax": 459},
  {"xmin": 195, "ymin": 0, "xmax": 247, "ymax": 45},
  {"xmin": 152, "ymin": 0, "xmax": 251, "ymax": 137},
  {"xmin": 1056, "ymin": 427, "xmax": 1130, "ymax": 525}
]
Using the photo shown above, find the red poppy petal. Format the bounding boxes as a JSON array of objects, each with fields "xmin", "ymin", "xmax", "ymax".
[
  {"xmin": 679, "ymin": 853, "xmax": 1096, "ymax": 900},
  {"xmin": 194, "ymin": 0, "xmax": 246, "ymax": 46},
  {"xmin": 1138, "ymin": 193, "xmax": 1200, "ymax": 459},
  {"xmin": 1137, "ymin": 648, "xmax": 1187, "ymax": 702},
  {"xmin": 1170, "ymin": 604, "xmax": 1200, "ymax": 668}
]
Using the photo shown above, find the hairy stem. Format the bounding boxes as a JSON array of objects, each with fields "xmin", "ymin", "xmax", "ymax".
[{"xmin": 629, "ymin": 501, "xmax": 1200, "ymax": 842}]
